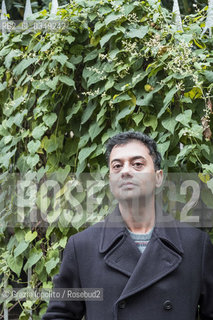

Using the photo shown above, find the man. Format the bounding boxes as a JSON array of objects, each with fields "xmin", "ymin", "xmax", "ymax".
[{"xmin": 43, "ymin": 131, "xmax": 213, "ymax": 320}]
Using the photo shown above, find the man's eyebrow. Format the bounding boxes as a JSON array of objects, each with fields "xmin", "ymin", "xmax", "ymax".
[{"xmin": 110, "ymin": 156, "xmax": 146, "ymax": 164}]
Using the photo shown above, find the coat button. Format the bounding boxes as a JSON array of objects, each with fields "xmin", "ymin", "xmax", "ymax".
[
  {"xmin": 163, "ymin": 300, "xmax": 173, "ymax": 311},
  {"xmin": 118, "ymin": 300, "xmax": 126, "ymax": 309}
]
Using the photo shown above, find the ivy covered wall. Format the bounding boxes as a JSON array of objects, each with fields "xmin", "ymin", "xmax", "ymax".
[{"xmin": 0, "ymin": 0, "xmax": 213, "ymax": 318}]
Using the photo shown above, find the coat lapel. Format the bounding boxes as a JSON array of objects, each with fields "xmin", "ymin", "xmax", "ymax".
[
  {"xmin": 104, "ymin": 232, "xmax": 141, "ymax": 277},
  {"xmin": 100, "ymin": 206, "xmax": 184, "ymax": 299},
  {"xmin": 99, "ymin": 206, "xmax": 141, "ymax": 277},
  {"xmin": 119, "ymin": 228, "xmax": 183, "ymax": 300}
]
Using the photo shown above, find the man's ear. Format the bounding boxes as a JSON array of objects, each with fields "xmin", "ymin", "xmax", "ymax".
[{"xmin": 155, "ymin": 170, "xmax": 163, "ymax": 188}]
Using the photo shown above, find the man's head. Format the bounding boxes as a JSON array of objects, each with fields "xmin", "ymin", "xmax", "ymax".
[
  {"xmin": 105, "ymin": 131, "xmax": 161, "ymax": 171},
  {"xmin": 106, "ymin": 131, "xmax": 163, "ymax": 203}
]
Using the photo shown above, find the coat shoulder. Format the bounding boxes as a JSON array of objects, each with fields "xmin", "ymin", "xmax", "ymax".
[
  {"xmin": 67, "ymin": 220, "xmax": 105, "ymax": 249},
  {"xmin": 174, "ymin": 219, "xmax": 210, "ymax": 248}
]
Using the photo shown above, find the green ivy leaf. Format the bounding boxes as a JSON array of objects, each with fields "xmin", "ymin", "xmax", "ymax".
[
  {"xmin": 100, "ymin": 30, "xmax": 120, "ymax": 47},
  {"xmin": 27, "ymin": 140, "xmax": 41, "ymax": 154},
  {"xmin": 132, "ymin": 113, "xmax": 144, "ymax": 126},
  {"xmin": 25, "ymin": 231, "xmax": 38, "ymax": 242},
  {"xmin": 0, "ymin": 45, "xmax": 12, "ymax": 58},
  {"xmin": 13, "ymin": 58, "xmax": 37, "ymax": 76},
  {"xmin": 158, "ymin": 87, "xmax": 178, "ymax": 117},
  {"xmin": 105, "ymin": 77, "xmax": 115, "ymax": 91},
  {"xmin": 16, "ymin": 154, "xmax": 30, "ymax": 173},
  {"xmin": 46, "ymin": 77, "xmax": 59, "ymax": 90},
  {"xmin": 115, "ymin": 105, "xmax": 135, "ymax": 126},
  {"xmin": 84, "ymin": 49, "xmax": 99, "ymax": 62},
  {"xmin": 34, "ymin": 257, "xmax": 45, "ymax": 275},
  {"xmin": 32, "ymin": 125, "xmax": 47, "ymax": 140},
  {"xmin": 207, "ymin": 178, "xmax": 213, "ymax": 194},
  {"xmin": 66, "ymin": 102, "xmax": 82, "ymax": 123},
  {"xmin": 40, "ymin": 42, "xmax": 52, "ymax": 52},
  {"xmin": 56, "ymin": 165, "xmax": 70, "ymax": 184},
  {"xmin": 43, "ymin": 113, "xmax": 57, "ymax": 128},
  {"xmin": 76, "ymin": 160, "xmax": 87, "ymax": 176},
  {"xmin": 7, "ymin": 109, "xmax": 27, "ymax": 127},
  {"xmin": 78, "ymin": 144, "xmax": 97, "ymax": 163},
  {"xmin": 52, "ymin": 54, "xmax": 68, "ymax": 66},
  {"xmin": 65, "ymin": 35, "xmax": 75, "ymax": 44},
  {"xmin": 162, "ymin": 117, "xmax": 177, "ymax": 134},
  {"xmin": 0, "ymin": 148, "xmax": 16, "ymax": 169},
  {"xmin": 5, "ymin": 49, "xmax": 22, "ymax": 69},
  {"xmin": 127, "ymin": 26, "xmax": 149, "ymax": 39},
  {"xmin": 105, "ymin": 12, "xmax": 123, "ymax": 25},
  {"xmin": 59, "ymin": 236, "xmax": 68, "ymax": 248},
  {"xmin": 45, "ymin": 257, "xmax": 60, "ymax": 274},
  {"xmin": 175, "ymin": 110, "xmax": 192, "ymax": 127},
  {"xmin": 7, "ymin": 255, "xmax": 23, "ymax": 277},
  {"xmin": 143, "ymin": 114, "xmax": 158, "ymax": 130},
  {"xmin": 59, "ymin": 75, "xmax": 75, "ymax": 88},
  {"xmin": 14, "ymin": 240, "xmax": 29, "ymax": 258},
  {"xmin": 24, "ymin": 248, "xmax": 43, "ymax": 271},
  {"xmin": 71, "ymin": 210, "xmax": 86, "ymax": 230},
  {"xmin": 26, "ymin": 154, "xmax": 40, "ymax": 167},
  {"xmin": 89, "ymin": 122, "xmax": 105, "ymax": 141},
  {"xmin": 174, "ymin": 145, "xmax": 196, "ymax": 164},
  {"xmin": 81, "ymin": 102, "xmax": 96, "ymax": 124},
  {"xmin": 201, "ymin": 186, "xmax": 213, "ymax": 209},
  {"xmin": 203, "ymin": 71, "xmax": 213, "ymax": 82},
  {"xmin": 42, "ymin": 134, "xmax": 63, "ymax": 153},
  {"xmin": 112, "ymin": 93, "xmax": 131, "ymax": 104},
  {"xmin": 0, "ymin": 81, "xmax": 7, "ymax": 92},
  {"xmin": 157, "ymin": 141, "xmax": 170, "ymax": 158}
]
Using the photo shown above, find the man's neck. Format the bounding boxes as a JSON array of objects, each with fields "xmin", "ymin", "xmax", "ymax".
[{"xmin": 118, "ymin": 198, "xmax": 155, "ymax": 234}]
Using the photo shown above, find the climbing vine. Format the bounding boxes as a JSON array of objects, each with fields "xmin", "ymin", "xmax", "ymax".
[{"xmin": 0, "ymin": 0, "xmax": 212, "ymax": 318}]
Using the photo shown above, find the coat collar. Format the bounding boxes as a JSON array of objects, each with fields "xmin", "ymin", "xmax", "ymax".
[
  {"xmin": 99, "ymin": 205, "xmax": 184, "ymax": 300},
  {"xmin": 99, "ymin": 204, "xmax": 184, "ymax": 256},
  {"xmin": 99, "ymin": 205, "xmax": 126, "ymax": 254}
]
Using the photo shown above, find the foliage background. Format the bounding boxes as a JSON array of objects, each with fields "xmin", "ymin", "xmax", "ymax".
[
  {"xmin": 0, "ymin": 0, "xmax": 213, "ymax": 318},
  {"xmin": 4, "ymin": 0, "xmax": 209, "ymax": 19},
  {"xmin": 4, "ymin": 0, "xmax": 67, "ymax": 19}
]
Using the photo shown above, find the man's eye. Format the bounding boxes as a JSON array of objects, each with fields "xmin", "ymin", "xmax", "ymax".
[
  {"xmin": 113, "ymin": 164, "xmax": 122, "ymax": 170},
  {"xmin": 133, "ymin": 162, "xmax": 143, "ymax": 168}
]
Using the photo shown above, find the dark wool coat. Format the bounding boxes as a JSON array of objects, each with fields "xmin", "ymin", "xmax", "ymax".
[{"xmin": 42, "ymin": 206, "xmax": 213, "ymax": 320}]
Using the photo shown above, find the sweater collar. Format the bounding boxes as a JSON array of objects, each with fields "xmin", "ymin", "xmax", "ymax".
[{"xmin": 99, "ymin": 204, "xmax": 184, "ymax": 255}]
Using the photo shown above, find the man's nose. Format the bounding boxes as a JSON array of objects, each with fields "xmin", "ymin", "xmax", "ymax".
[{"xmin": 121, "ymin": 162, "xmax": 132, "ymax": 176}]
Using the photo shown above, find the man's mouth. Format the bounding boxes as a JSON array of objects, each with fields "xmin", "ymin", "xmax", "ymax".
[{"xmin": 120, "ymin": 182, "xmax": 137, "ymax": 187}]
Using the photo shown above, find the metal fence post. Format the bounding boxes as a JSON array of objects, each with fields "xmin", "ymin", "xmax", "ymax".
[
  {"xmin": 51, "ymin": 0, "xmax": 59, "ymax": 15},
  {"xmin": 28, "ymin": 267, "xmax": 33, "ymax": 320},
  {"xmin": 0, "ymin": 0, "xmax": 8, "ymax": 34},
  {"xmin": 173, "ymin": 0, "xmax": 183, "ymax": 31},
  {"xmin": 202, "ymin": 0, "xmax": 213, "ymax": 36},
  {"xmin": 0, "ymin": 0, "xmax": 7, "ymax": 20},
  {"xmin": 3, "ymin": 277, "xmax": 8, "ymax": 320},
  {"xmin": 24, "ymin": 0, "xmax": 33, "ymax": 20}
]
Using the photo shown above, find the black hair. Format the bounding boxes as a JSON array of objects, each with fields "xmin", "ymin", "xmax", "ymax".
[{"xmin": 105, "ymin": 131, "xmax": 161, "ymax": 170}]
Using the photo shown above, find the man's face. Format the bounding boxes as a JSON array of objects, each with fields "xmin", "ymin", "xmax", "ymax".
[{"xmin": 109, "ymin": 140, "xmax": 163, "ymax": 202}]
